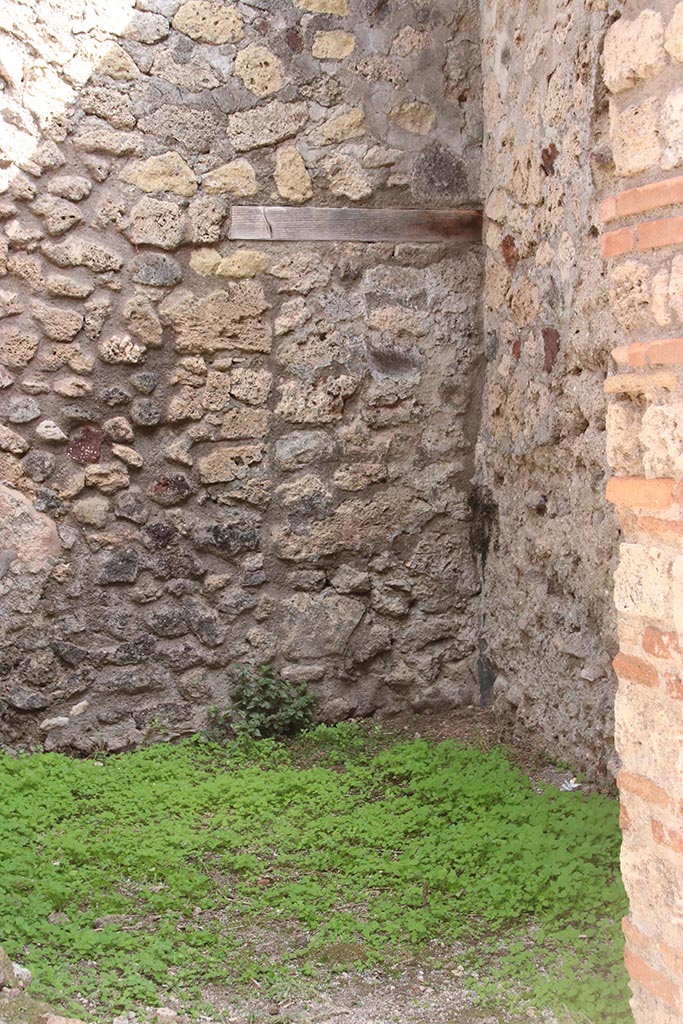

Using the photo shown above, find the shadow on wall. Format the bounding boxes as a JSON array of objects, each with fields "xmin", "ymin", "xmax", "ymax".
[{"xmin": 0, "ymin": 0, "xmax": 486, "ymax": 753}]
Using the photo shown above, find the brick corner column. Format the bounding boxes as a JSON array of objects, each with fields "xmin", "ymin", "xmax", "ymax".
[{"xmin": 601, "ymin": 6, "xmax": 683, "ymax": 1022}]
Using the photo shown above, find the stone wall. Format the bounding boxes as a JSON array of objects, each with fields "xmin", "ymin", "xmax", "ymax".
[
  {"xmin": 0, "ymin": 0, "xmax": 484, "ymax": 751},
  {"xmin": 476, "ymin": 0, "xmax": 622, "ymax": 780},
  {"xmin": 601, "ymin": 2, "xmax": 683, "ymax": 1020}
]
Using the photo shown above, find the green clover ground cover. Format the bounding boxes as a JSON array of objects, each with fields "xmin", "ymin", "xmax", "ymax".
[{"xmin": 0, "ymin": 724, "xmax": 629, "ymax": 1022}]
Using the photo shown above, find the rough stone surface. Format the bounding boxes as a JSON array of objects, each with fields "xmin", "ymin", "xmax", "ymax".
[
  {"xmin": 477, "ymin": 0, "xmax": 621, "ymax": 779},
  {"xmin": 274, "ymin": 146, "xmax": 313, "ymax": 203},
  {"xmin": 603, "ymin": 9, "xmax": 666, "ymax": 94},
  {"xmin": 601, "ymin": 7, "xmax": 683, "ymax": 1020},
  {"xmin": 132, "ymin": 253, "xmax": 182, "ymax": 287},
  {"xmin": 227, "ymin": 101, "xmax": 309, "ymax": 152},
  {"xmin": 318, "ymin": 107, "xmax": 365, "ymax": 143},
  {"xmin": 172, "ymin": 1, "xmax": 243, "ymax": 44},
  {"xmin": 120, "ymin": 152, "xmax": 198, "ymax": 196},
  {"xmin": 202, "ymin": 160, "xmax": 258, "ymax": 197},
  {"xmin": 0, "ymin": 328, "xmax": 39, "ymax": 367},
  {"xmin": 296, "ymin": 0, "xmax": 348, "ymax": 10},
  {"xmin": 234, "ymin": 44, "xmax": 284, "ymax": 97},
  {"xmin": 312, "ymin": 31, "xmax": 356, "ymax": 60},
  {"xmin": 324, "ymin": 155, "xmax": 373, "ymax": 200},
  {"xmin": 32, "ymin": 302, "xmax": 83, "ymax": 342},
  {"xmin": 126, "ymin": 197, "xmax": 186, "ymax": 248},
  {"xmin": 611, "ymin": 96, "xmax": 662, "ymax": 176},
  {"xmin": 666, "ymin": 2, "xmax": 683, "ymax": 62},
  {"xmin": 0, "ymin": 946, "xmax": 17, "ymax": 988},
  {"xmin": 0, "ymin": 484, "xmax": 60, "ymax": 636},
  {"xmin": 390, "ymin": 102, "xmax": 436, "ymax": 136}
]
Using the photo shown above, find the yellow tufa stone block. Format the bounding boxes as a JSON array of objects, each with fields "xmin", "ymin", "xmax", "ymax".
[
  {"xmin": 295, "ymin": 0, "xmax": 349, "ymax": 12},
  {"xmin": 610, "ymin": 97, "xmax": 663, "ymax": 177},
  {"xmin": 603, "ymin": 9, "xmax": 666, "ymax": 94},
  {"xmin": 198, "ymin": 445, "xmax": 265, "ymax": 484},
  {"xmin": 389, "ymin": 101, "xmax": 435, "ymax": 135},
  {"xmin": 640, "ymin": 403, "xmax": 683, "ymax": 478},
  {"xmin": 274, "ymin": 146, "xmax": 313, "ymax": 203},
  {"xmin": 190, "ymin": 248, "xmax": 269, "ymax": 279},
  {"xmin": 97, "ymin": 44, "xmax": 140, "ymax": 80},
  {"xmin": 661, "ymin": 88, "xmax": 683, "ymax": 171},
  {"xmin": 318, "ymin": 107, "xmax": 365, "ymax": 143},
  {"xmin": 0, "ymin": 328, "xmax": 39, "ymax": 367},
  {"xmin": 391, "ymin": 26, "xmax": 428, "ymax": 57},
  {"xmin": 312, "ymin": 31, "xmax": 356, "ymax": 60},
  {"xmin": 614, "ymin": 542, "xmax": 674, "ymax": 622},
  {"xmin": 227, "ymin": 100, "xmax": 309, "ymax": 151},
  {"xmin": 234, "ymin": 44, "xmax": 284, "ymax": 97},
  {"xmin": 172, "ymin": 1, "xmax": 243, "ymax": 44},
  {"xmin": 120, "ymin": 152, "xmax": 198, "ymax": 197},
  {"xmin": 604, "ymin": 370, "xmax": 677, "ymax": 396},
  {"xmin": 666, "ymin": 3, "xmax": 683, "ymax": 63},
  {"xmin": 202, "ymin": 159, "xmax": 258, "ymax": 197}
]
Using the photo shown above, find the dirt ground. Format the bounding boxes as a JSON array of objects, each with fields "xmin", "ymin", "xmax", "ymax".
[
  {"xmin": 190, "ymin": 958, "xmax": 556, "ymax": 1024},
  {"xmin": 378, "ymin": 706, "xmax": 598, "ymax": 793},
  {"xmin": 0, "ymin": 951, "xmax": 563, "ymax": 1024}
]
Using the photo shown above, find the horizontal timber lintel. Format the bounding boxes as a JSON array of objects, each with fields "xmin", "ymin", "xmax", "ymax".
[{"xmin": 228, "ymin": 205, "xmax": 483, "ymax": 243}]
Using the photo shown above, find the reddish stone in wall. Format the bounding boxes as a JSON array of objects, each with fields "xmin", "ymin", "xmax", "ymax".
[
  {"xmin": 501, "ymin": 234, "xmax": 519, "ymax": 268},
  {"xmin": 66, "ymin": 426, "xmax": 102, "ymax": 465},
  {"xmin": 541, "ymin": 143, "xmax": 558, "ymax": 176},
  {"xmin": 147, "ymin": 474, "xmax": 193, "ymax": 507},
  {"xmin": 542, "ymin": 327, "xmax": 560, "ymax": 372}
]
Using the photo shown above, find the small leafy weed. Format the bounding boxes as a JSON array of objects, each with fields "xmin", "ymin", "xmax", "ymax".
[{"xmin": 206, "ymin": 663, "xmax": 315, "ymax": 742}]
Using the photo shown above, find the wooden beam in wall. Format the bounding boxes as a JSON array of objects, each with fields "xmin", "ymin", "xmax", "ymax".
[{"xmin": 228, "ymin": 206, "xmax": 483, "ymax": 243}]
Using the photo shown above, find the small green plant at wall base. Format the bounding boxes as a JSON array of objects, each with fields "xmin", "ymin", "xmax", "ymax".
[
  {"xmin": 232, "ymin": 663, "xmax": 315, "ymax": 738},
  {"xmin": 206, "ymin": 663, "xmax": 315, "ymax": 741}
]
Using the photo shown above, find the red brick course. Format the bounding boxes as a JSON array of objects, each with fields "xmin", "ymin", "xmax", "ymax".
[
  {"xmin": 622, "ymin": 916, "xmax": 653, "ymax": 952},
  {"xmin": 642, "ymin": 627, "xmax": 681, "ymax": 659},
  {"xmin": 611, "ymin": 340, "xmax": 683, "ymax": 367},
  {"xmin": 601, "ymin": 176, "xmax": 683, "ymax": 224},
  {"xmin": 664, "ymin": 673, "xmax": 683, "ymax": 700},
  {"xmin": 601, "ymin": 226, "xmax": 635, "ymax": 257},
  {"xmin": 606, "ymin": 477, "xmax": 678, "ymax": 511},
  {"xmin": 651, "ymin": 818, "xmax": 683, "ymax": 856},
  {"xmin": 596, "ymin": 39, "xmax": 683, "ymax": 1024},
  {"xmin": 624, "ymin": 948, "xmax": 682, "ymax": 1011},
  {"xmin": 621, "ymin": 921, "xmax": 683, "ymax": 1011},
  {"xmin": 613, "ymin": 652, "xmax": 660, "ymax": 687},
  {"xmin": 618, "ymin": 770, "xmax": 676, "ymax": 813},
  {"xmin": 638, "ymin": 216, "xmax": 683, "ymax": 252},
  {"xmin": 661, "ymin": 942, "xmax": 683, "ymax": 980},
  {"xmin": 649, "ymin": 339, "xmax": 683, "ymax": 365},
  {"xmin": 635, "ymin": 516, "xmax": 683, "ymax": 543},
  {"xmin": 601, "ymin": 215, "xmax": 683, "ymax": 256}
]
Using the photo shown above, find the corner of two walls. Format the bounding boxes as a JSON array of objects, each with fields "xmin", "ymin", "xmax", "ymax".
[
  {"xmin": 0, "ymin": 0, "xmax": 485, "ymax": 752},
  {"xmin": 476, "ymin": 0, "xmax": 623, "ymax": 782}
]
